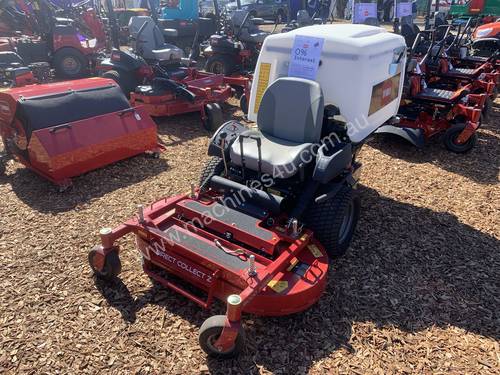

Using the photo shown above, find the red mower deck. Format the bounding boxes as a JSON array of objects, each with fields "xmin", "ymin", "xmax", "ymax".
[
  {"xmin": 89, "ymin": 192, "xmax": 328, "ymax": 355},
  {"xmin": 130, "ymin": 69, "xmax": 232, "ymax": 120}
]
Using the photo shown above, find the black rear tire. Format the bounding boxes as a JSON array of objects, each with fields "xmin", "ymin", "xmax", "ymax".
[
  {"xmin": 443, "ymin": 123, "xmax": 477, "ymax": 153},
  {"xmin": 102, "ymin": 69, "xmax": 137, "ymax": 99},
  {"xmin": 205, "ymin": 54, "xmax": 237, "ymax": 75},
  {"xmin": 53, "ymin": 47, "xmax": 89, "ymax": 79},
  {"xmin": 199, "ymin": 315, "xmax": 245, "ymax": 358},
  {"xmin": 199, "ymin": 156, "xmax": 225, "ymax": 188},
  {"xmin": 203, "ymin": 103, "xmax": 223, "ymax": 132},
  {"xmin": 304, "ymin": 185, "xmax": 360, "ymax": 258}
]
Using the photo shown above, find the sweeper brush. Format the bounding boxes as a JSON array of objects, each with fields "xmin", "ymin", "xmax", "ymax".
[{"xmin": 0, "ymin": 78, "xmax": 159, "ymax": 187}]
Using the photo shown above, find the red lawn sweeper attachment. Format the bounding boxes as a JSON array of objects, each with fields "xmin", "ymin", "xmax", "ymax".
[{"xmin": 0, "ymin": 77, "xmax": 159, "ymax": 187}]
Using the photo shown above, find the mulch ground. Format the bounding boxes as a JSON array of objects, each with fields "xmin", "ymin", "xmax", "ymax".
[{"xmin": 0, "ymin": 97, "xmax": 498, "ymax": 374}]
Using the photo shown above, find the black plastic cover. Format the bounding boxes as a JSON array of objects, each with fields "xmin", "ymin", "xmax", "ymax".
[
  {"xmin": 16, "ymin": 84, "xmax": 130, "ymax": 139},
  {"xmin": 312, "ymin": 143, "xmax": 352, "ymax": 184},
  {"xmin": 208, "ymin": 120, "xmax": 247, "ymax": 158}
]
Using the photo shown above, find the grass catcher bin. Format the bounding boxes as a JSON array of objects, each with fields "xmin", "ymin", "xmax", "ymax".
[{"xmin": 0, "ymin": 78, "xmax": 159, "ymax": 187}]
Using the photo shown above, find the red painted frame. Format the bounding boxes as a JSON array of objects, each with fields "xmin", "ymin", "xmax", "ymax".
[{"xmin": 92, "ymin": 192, "xmax": 329, "ymax": 351}]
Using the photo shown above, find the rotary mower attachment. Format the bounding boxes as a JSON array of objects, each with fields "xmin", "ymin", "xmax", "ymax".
[
  {"xmin": 129, "ymin": 66, "xmax": 233, "ymax": 131},
  {"xmin": 89, "ymin": 193, "xmax": 329, "ymax": 358}
]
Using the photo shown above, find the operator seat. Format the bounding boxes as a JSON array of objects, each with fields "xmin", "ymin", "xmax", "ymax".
[
  {"xmin": 231, "ymin": 10, "xmax": 268, "ymax": 44},
  {"xmin": 129, "ymin": 16, "xmax": 183, "ymax": 61},
  {"xmin": 296, "ymin": 10, "xmax": 313, "ymax": 27},
  {"xmin": 230, "ymin": 77, "xmax": 324, "ymax": 179}
]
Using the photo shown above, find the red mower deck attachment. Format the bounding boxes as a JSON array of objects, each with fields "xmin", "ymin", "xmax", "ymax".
[
  {"xmin": 130, "ymin": 68, "xmax": 232, "ymax": 129},
  {"xmin": 0, "ymin": 78, "xmax": 159, "ymax": 187},
  {"xmin": 89, "ymin": 192, "xmax": 328, "ymax": 358}
]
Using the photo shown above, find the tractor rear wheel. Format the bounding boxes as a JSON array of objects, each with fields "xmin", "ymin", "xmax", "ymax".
[
  {"xmin": 199, "ymin": 315, "xmax": 245, "ymax": 358},
  {"xmin": 199, "ymin": 156, "xmax": 225, "ymax": 189},
  {"xmin": 53, "ymin": 48, "xmax": 89, "ymax": 79},
  {"xmin": 203, "ymin": 103, "xmax": 223, "ymax": 132},
  {"xmin": 304, "ymin": 185, "xmax": 360, "ymax": 258},
  {"xmin": 102, "ymin": 69, "xmax": 137, "ymax": 99},
  {"xmin": 443, "ymin": 123, "xmax": 477, "ymax": 153},
  {"xmin": 88, "ymin": 247, "xmax": 121, "ymax": 281}
]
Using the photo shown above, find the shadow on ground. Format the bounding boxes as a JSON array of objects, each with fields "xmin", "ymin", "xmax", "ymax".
[
  {"xmin": 2, "ymin": 154, "xmax": 169, "ymax": 214},
  {"xmin": 93, "ymin": 186, "xmax": 499, "ymax": 373}
]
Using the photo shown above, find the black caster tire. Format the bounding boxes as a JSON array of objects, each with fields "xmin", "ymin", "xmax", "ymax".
[
  {"xmin": 304, "ymin": 185, "xmax": 360, "ymax": 258},
  {"xmin": 199, "ymin": 315, "xmax": 245, "ymax": 359},
  {"xmin": 101, "ymin": 69, "xmax": 137, "ymax": 99},
  {"xmin": 239, "ymin": 93, "xmax": 248, "ymax": 114},
  {"xmin": 443, "ymin": 123, "xmax": 477, "ymax": 153},
  {"xmin": 88, "ymin": 247, "xmax": 121, "ymax": 281},
  {"xmin": 203, "ymin": 103, "xmax": 223, "ymax": 132}
]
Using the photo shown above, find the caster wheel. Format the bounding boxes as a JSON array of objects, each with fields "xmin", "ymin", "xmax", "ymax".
[
  {"xmin": 199, "ymin": 315, "xmax": 245, "ymax": 359},
  {"xmin": 88, "ymin": 247, "xmax": 121, "ymax": 281},
  {"xmin": 443, "ymin": 123, "xmax": 477, "ymax": 153}
]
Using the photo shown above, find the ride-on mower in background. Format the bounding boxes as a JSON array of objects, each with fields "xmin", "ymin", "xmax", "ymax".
[
  {"xmin": 88, "ymin": 24, "xmax": 406, "ymax": 358},
  {"xmin": 376, "ymin": 33, "xmax": 488, "ymax": 153},
  {"xmin": 7, "ymin": 0, "xmax": 107, "ymax": 79},
  {"xmin": 98, "ymin": 15, "xmax": 231, "ymax": 131},
  {"xmin": 0, "ymin": 78, "xmax": 159, "ymax": 188},
  {"xmin": 203, "ymin": 9, "xmax": 272, "ymax": 75},
  {"xmin": 0, "ymin": 51, "xmax": 50, "ymax": 87}
]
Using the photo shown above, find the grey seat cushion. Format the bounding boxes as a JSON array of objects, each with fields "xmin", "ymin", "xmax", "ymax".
[
  {"xmin": 152, "ymin": 47, "xmax": 183, "ymax": 61},
  {"xmin": 240, "ymin": 31, "xmax": 268, "ymax": 44},
  {"xmin": 230, "ymin": 129, "xmax": 314, "ymax": 178}
]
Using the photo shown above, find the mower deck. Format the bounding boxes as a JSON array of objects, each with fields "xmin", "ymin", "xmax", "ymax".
[
  {"xmin": 130, "ymin": 69, "xmax": 232, "ymax": 119},
  {"xmin": 92, "ymin": 193, "xmax": 328, "ymax": 317}
]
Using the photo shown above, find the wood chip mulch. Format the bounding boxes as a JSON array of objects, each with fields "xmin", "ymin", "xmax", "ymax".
[{"xmin": 0, "ymin": 99, "xmax": 498, "ymax": 374}]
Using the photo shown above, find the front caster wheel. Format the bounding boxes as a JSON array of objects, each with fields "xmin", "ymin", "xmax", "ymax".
[
  {"xmin": 88, "ymin": 247, "xmax": 121, "ymax": 281},
  {"xmin": 443, "ymin": 123, "xmax": 477, "ymax": 153},
  {"xmin": 199, "ymin": 315, "xmax": 245, "ymax": 358}
]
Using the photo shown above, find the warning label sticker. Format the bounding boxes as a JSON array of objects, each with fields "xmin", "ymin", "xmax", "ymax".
[{"xmin": 253, "ymin": 62, "xmax": 271, "ymax": 115}]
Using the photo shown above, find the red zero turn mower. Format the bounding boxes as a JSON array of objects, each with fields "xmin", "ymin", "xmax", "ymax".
[
  {"xmin": 89, "ymin": 24, "xmax": 405, "ymax": 357},
  {"xmin": 98, "ymin": 15, "xmax": 232, "ymax": 131},
  {"xmin": 377, "ymin": 34, "xmax": 488, "ymax": 153},
  {"xmin": 89, "ymin": 77, "xmax": 366, "ymax": 358},
  {"xmin": 0, "ymin": 78, "xmax": 159, "ymax": 187}
]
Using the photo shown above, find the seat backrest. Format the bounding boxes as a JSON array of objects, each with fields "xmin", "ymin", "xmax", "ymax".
[
  {"xmin": 129, "ymin": 16, "xmax": 165, "ymax": 58},
  {"xmin": 257, "ymin": 77, "xmax": 324, "ymax": 144},
  {"xmin": 231, "ymin": 10, "xmax": 260, "ymax": 34},
  {"xmin": 296, "ymin": 10, "xmax": 312, "ymax": 26}
]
